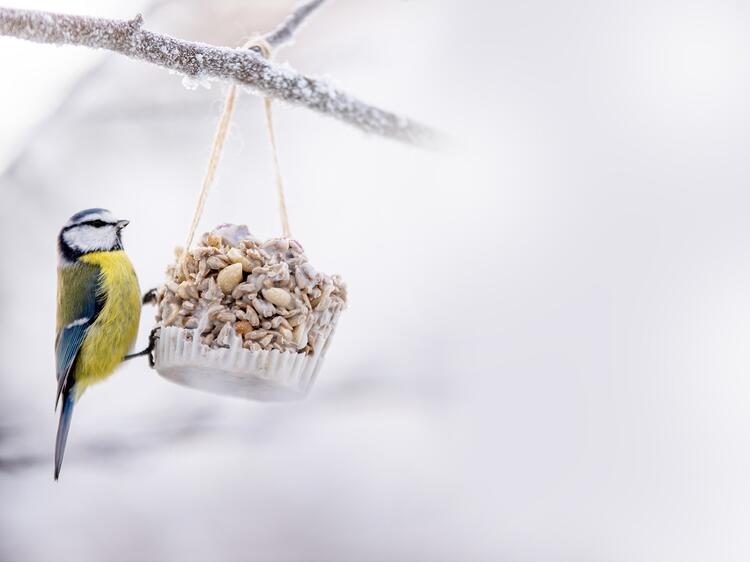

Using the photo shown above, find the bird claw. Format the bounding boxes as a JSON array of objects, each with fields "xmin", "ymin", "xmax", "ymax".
[
  {"xmin": 142, "ymin": 288, "xmax": 158, "ymax": 306},
  {"xmin": 146, "ymin": 326, "xmax": 160, "ymax": 368},
  {"xmin": 124, "ymin": 326, "xmax": 160, "ymax": 369}
]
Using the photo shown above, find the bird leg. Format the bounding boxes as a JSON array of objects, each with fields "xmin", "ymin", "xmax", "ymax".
[
  {"xmin": 124, "ymin": 327, "xmax": 160, "ymax": 368},
  {"xmin": 142, "ymin": 287, "xmax": 158, "ymax": 305},
  {"xmin": 123, "ymin": 288, "xmax": 161, "ymax": 366}
]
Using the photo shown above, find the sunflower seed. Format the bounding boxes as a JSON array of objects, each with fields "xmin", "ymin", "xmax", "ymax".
[
  {"xmin": 227, "ymin": 247, "xmax": 254, "ymax": 272},
  {"xmin": 262, "ymin": 287, "xmax": 292, "ymax": 308},
  {"xmin": 206, "ymin": 256, "xmax": 228, "ymax": 270},
  {"xmin": 217, "ymin": 263, "xmax": 243, "ymax": 293}
]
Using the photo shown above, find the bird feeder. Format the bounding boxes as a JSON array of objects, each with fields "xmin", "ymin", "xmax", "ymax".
[
  {"xmin": 153, "ymin": 225, "xmax": 346, "ymax": 401},
  {"xmin": 150, "ymin": 40, "xmax": 347, "ymax": 401}
]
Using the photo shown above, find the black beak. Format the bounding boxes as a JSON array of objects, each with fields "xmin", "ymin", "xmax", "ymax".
[{"xmin": 116, "ymin": 219, "xmax": 130, "ymax": 230}]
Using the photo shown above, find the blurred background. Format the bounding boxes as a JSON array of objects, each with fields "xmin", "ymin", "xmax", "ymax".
[{"xmin": 1, "ymin": 0, "xmax": 749, "ymax": 560}]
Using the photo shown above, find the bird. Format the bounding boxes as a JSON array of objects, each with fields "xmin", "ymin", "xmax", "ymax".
[{"xmin": 55, "ymin": 208, "xmax": 141, "ymax": 480}]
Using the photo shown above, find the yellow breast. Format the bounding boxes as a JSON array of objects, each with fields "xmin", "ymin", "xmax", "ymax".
[{"xmin": 75, "ymin": 251, "xmax": 141, "ymax": 393}]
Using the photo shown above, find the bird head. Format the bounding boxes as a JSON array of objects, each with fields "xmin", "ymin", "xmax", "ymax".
[{"xmin": 58, "ymin": 208, "xmax": 130, "ymax": 263}]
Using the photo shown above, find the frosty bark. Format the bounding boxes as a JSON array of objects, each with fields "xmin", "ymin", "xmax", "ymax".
[
  {"xmin": 265, "ymin": 0, "xmax": 326, "ymax": 48},
  {"xmin": 0, "ymin": 4, "xmax": 433, "ymax": 146}
]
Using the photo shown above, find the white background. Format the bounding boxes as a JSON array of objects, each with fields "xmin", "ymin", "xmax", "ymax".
[{"xmin": 1, "ymin": 1, "xmax": 749, "ymax": 561}]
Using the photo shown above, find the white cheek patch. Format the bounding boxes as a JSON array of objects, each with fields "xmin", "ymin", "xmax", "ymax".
[{"xmin": 63, "ymin": 225, "xmax": 118, "ymax": 253}]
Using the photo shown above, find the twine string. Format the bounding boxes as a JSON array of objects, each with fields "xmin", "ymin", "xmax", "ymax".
[
  {"xmin": 183, "ymin": 37, "xmax": 292, "ymax": 255},
  {"xmin": 264, "ymin": 96, "xmax": 292, "ymax": 238},
  {"xmin": 183, "ymin": 83, "xmax": 239, "ymax": 252}
]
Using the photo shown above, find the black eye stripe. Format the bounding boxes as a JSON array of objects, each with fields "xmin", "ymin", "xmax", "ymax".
[{"xmin": 63, "ymin": 219, "xmax": 114, "ymax": 230}]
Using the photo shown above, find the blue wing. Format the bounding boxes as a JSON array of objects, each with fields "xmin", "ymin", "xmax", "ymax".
[{"xmin": 55, "ymin": 262, "xmax": 105, "ymax": 408}]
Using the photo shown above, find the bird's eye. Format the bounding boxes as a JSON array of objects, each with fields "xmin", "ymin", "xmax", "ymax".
[{"xmin": 84, "ymin": 219, "xmax": 109, "ymax": 227}]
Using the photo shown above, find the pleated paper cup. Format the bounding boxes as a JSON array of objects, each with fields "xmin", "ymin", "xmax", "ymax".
[{"xmin": 154, "ymin": 310, "xmax": 341, "ymax": 401}]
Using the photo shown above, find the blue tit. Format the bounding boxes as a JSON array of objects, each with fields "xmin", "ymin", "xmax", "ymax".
[{"xmin": 55, "ymin": 208, "xmax": 141, "ymax": 480}]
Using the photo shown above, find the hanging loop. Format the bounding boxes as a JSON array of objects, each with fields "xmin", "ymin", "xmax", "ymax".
[{"xmin": 182, "ymin": 36, "xmax": 292, "ymax": 258}]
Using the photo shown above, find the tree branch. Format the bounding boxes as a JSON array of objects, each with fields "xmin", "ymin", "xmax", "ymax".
[
  {"xmin": 265, "ymin": 0, "xmax": 326, "ymax": 48},
  {"xmin": 0, "ymin": 4, "xmax": 433, "ymax": 146}
]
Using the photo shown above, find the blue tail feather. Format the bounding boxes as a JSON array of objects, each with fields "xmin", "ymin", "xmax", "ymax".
[{"xmin": 54, "ymin": 391, "xmax": 75, "ymax": 480}]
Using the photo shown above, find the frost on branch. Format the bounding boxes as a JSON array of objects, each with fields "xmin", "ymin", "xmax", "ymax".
[{"xmin": 0, "ymin": 4, "xmax": 433, "ymax": 146}]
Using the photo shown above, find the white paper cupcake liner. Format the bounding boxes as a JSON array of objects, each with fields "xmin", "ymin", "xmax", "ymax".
[{"xmin": 154, "ymin": 312, "xmax": 340, "ymax": 401}]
